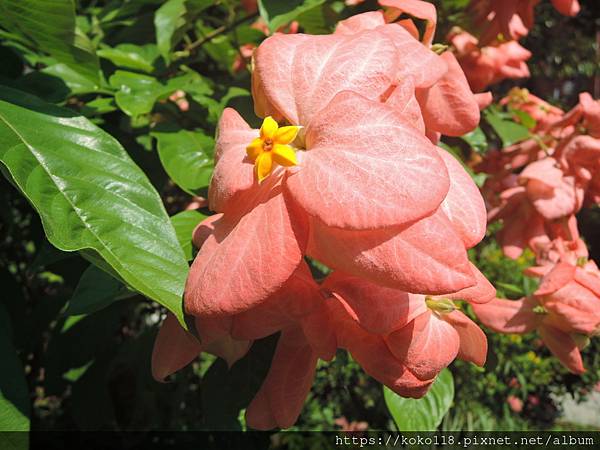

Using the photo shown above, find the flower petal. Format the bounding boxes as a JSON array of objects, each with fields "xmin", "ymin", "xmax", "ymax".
[
  {"xmin": 386, "ymin": 311, "xmax": 460, "ymax": 381},
  {"xmin": 151, "ymin": 313, "xmax": 201, "ymax": 382},
  {"xmin": 256, "ymin": 151, "xmax": 273, "ymax": 182},
  {"xmin": 253, "ymin": 31, "xmax": 398, "ymax": 125},
  {"xmin": 322, "ymin": 271, "xmax": 427, "ymax": 335},
  {"xmin": 274, "ymin": 126, "xmax": 300, "ymax": 145},
  {"xmin": 287, "ymin": 91, "xmax": 449, "ymax": 230},
  {"xmin": 185, "ymin": 175, "xmax": 307, "ymax": 316},
  {"xmin": 443, "ymin": 311, "xmax": 487, "ymax": 366},
  {"xmin": 416, "ymin": 51, "xmax": 481, "ymax": 136},
  {"xmin": 307, "ymin": 208, "xmax": 475, "ymax": 294},
  {"xmin": 539, "ymin": 325, "xmax": 585, "ymax": 374},
  {"xmin": 437, "ymin": 148, "xmax": 487, "ymax": 248},
  {"xmin": 272, "ymin": 144, "xmax": 297, "ymax": 167},
  {"xmin": 260, "ymin": 116, "xmax": 278, "ymax": 140},
  {"xmin": 246, "ymin": 327, "xmax": 318, "ymax": 430},
  {"xmin": 209, "ymin": 108, "xmax": 257, "ymax": 213},
  {"xmin": 472, "ymin": 297, "xmax": 541, "ymax": 334},
  {"xmin": 246, "ymin": 137, "xmax": 264, "ymax": 160}
]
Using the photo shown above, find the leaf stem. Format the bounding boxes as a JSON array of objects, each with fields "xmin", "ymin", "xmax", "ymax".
[{"xmin": 185, "ymin": 12, "xmax": 259, "ymax": 53}]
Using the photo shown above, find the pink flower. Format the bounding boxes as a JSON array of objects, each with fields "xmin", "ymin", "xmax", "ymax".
[
  {"xmin": 550, "ymin": 0, "xmax": 580, "ymax": 16},
  {"xmin": 473, "ymin": 260, "xmax": 600, "ymax": 373},
  {"xmin": 254, "ymin": 11, "xmax": 481, "ymax": 138},
  {"xmin": 501, "ymin": 87, "xmax": 564, "ymax": 132},
  {"xmin": 519, "ymin": 157, "xmax": 584, "ymax": 221},
  {"xmin": 322, "ymin": 271, "xmax": 490, "ymax": 396},
  {"xmin": 449, "ymin": 30, "xmax": 531, "ymax": 92},
  {"xmin": 185, "ymin": 90, "xmax": 484, "ymax": 317},
  {"xmin": 507, "ymin": 395, "xmax": 523, "ymax": 413}
]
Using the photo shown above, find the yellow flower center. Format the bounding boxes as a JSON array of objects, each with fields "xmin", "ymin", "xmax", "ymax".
[{"xmin": 246, "ymin": 116, "xmax": 300, "ymax": 183}]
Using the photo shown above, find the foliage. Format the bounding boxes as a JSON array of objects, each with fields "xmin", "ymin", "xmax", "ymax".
[{"xmin": 0, "ymin": 0, "xmax": 598, "ymax": 439}]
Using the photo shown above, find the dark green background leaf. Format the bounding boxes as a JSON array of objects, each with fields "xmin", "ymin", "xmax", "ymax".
[
  {"xmin": 153, "ymin": 128, "xmax": 214, "ymax": 195},
  {"xmin": 0, "ymin": 303, "xmax": 30, "ymax": 432},
  {"xmin": 171, "ymin": 210, "xmax": 207, "ymax": 260},
  {"xmin": 0, "ymin": 0, "xmax": 101, "ymax": 84}
]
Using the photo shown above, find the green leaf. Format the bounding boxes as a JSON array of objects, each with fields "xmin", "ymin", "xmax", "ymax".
[
  {"xmin": 155, "ymin": 0, "xmax": 212, "ymax": 63},
  {"xmin": 64, "ymin": 265, "xmax": 134, "ymax": 316},
  {"xmin": 171, "ymin": 210, "xmax": 207, "ymax": 260},
  {"xmin": 42, "ymin": 63, "xmax": 102, "ymax": 95},
  {"xmin": 511, "ymin": 108, "xmax": 537, "ymax": 130},
  {"xmin": 0, "ymin": 86, "xmax": 189, "ymax": 327},
  {"xmin": 97, "ymin": 43, "xmax": 159, "ymax": 73},
  {"xmin": 258, "ymin": 0, "xmax": 326, "ymax": 32},
  {"xmin": 155, "ymin": 0, "xmax": 187, "ymax": 63},
  {"xmin": 460, "ymin": 126, "xmax": 488, "ymax": 154},
  {"xmin": 152, "ymin": 128, "xmax": 215, "ymax": 195},
  {"xmin": 0, "ymin": 0, "xmax": 100, "ymax": 84},
  {"xmin": 109, "ymin": 70, "xmax": 208, "ymax": 117},
  {"xmin": 484, "ymin": 108, "xmax": 530, "ymax": 147},
  {"xmin": 109, "ymin": 70, "xmax": 166, "ymax": 117},
  {"xmin": 384, "ymin": 368, "xmax": 454, "ymax": 431},
  {"xmin": 0, "ymin": 303, "xmax": 30, "ymax": 432},
  {"xmin": 496, "ymin": 281, "xmax": 525, "ymax": 297},
  {"xmin": 81, "ymin": 97, "xmax": 118, "ymax": 117}
]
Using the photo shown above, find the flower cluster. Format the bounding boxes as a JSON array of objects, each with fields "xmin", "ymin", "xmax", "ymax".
[
  {"xmin": 152, "ymin": 0, "xmax": 495, "ymax": 430},
  {"xmin": 472, "ymin": 88, "xmax": 600, "ymax": 373},
  {"xmin": 449, "ymin": 0, "xmax": 580, "ymax": 92}
]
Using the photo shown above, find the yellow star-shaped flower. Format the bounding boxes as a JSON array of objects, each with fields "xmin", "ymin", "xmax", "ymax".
[{"xmin": 246, "ymin": 116, "xmax": 299, "ymax": 183}]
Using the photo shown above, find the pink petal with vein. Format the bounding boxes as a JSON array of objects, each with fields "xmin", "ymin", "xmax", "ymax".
[
  {"xmin": 287, "ymin": 92, "xmax": 449, "ymax": 229},
  {"xmin": 443, "ymin": 311, "xmax": 487, "ymax": 366},
  {"xmin": 253, "ymin": 31, "xmax": 398, "ymax": 125},
  {"xmin": 386, "ymin": 311, "xmax": 460, "ymax": 380},
  {"xmin": 417, "ymin": 52, "xmax": 480, "ymax": 136},
  {"xmin": 185, "ymin": 175, "xmax": 307, "ymax": 316},
  {"xmin": 472, "ymin": 297, "xmax": 541, "ymax": 334},
  {"xmin": 323, "ymin": 271, "xmax": 428, "ymax": 335},
  {"xmin": 437, "ymin": 148, "xmax": 487, "ymax": 248},
  {"xmin": 307, "ymin": 208, "xmax": 475, "ymax": 294},
  {"xmin": 209, "ymin": 108, "xmax": 257, "ymax": 213}
]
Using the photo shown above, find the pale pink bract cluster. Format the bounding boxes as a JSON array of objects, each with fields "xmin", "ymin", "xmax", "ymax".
[
  {"xmin": 152, "ymin": 0, "xmax": 496, "ymax": 430},
  {"xmin": 449, "ymin": 0, "xmax": 580, "ymax": 92},
  {"xmin": 473, "ymin": 89, "xmax": 600, "ymax": 374}
]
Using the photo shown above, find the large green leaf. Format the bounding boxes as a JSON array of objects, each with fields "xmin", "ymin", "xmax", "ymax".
[
  {"xmin": 0, "ymin": 86, "xmax": 189, "ymax": 326},
  {"xmin": 258, "ymin": 0, "xmax": 326, "ymax": 32},
  {"xmin": 64, "ymin": 264, "xmax": 134, "ymax": 316},
  {"xmin": 0, "ymin": 0, "xmax": 100, "ymax": 84},
  {"xmin": 384, "ymin": 368, "xmax": 455, "ymax": 431},
  {"xmin": 0, "ymin": 303, "xmax": 30, "ymax": 432},
  {"xmin": 152, "ymin": 128, "xmax": 214, "ymax": 195},
  {"xmin": 171, "ymin": 210, "xmax": 207, "ymax": 260}
]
